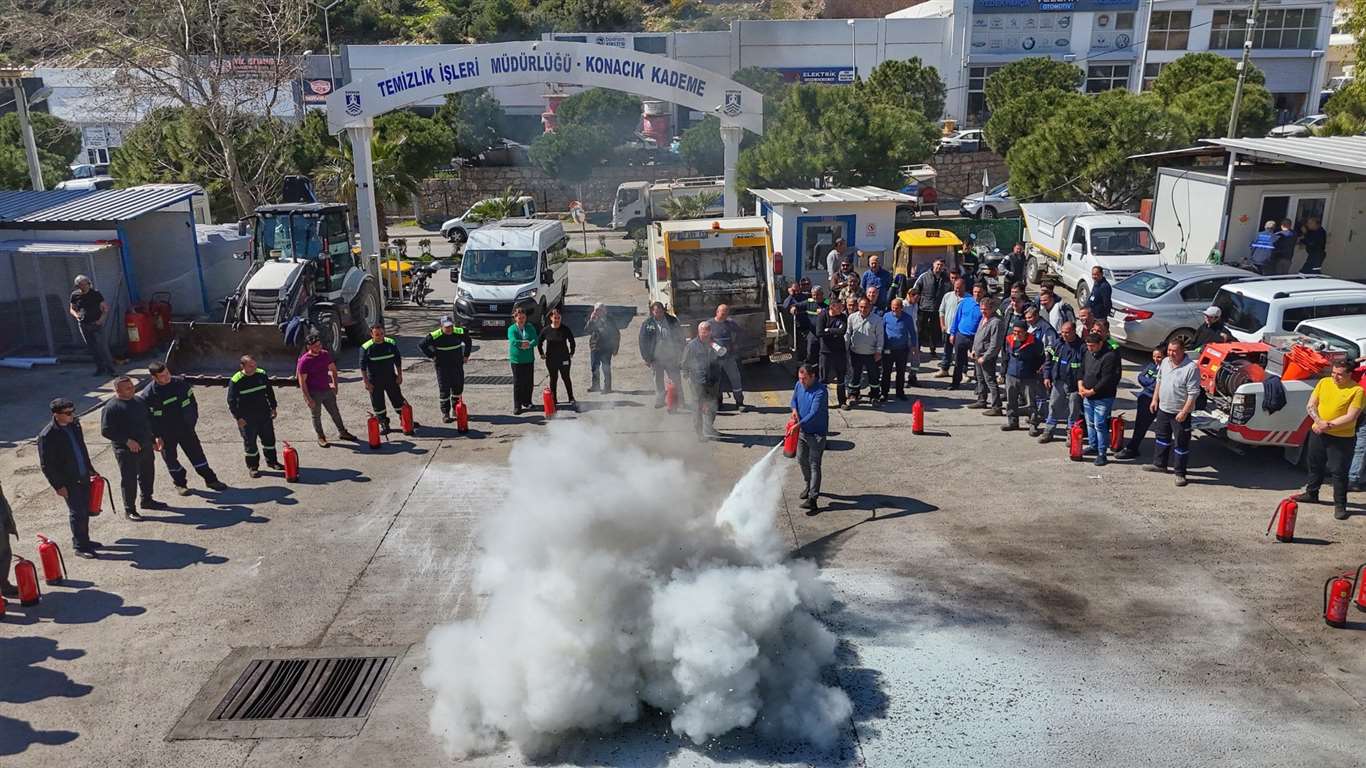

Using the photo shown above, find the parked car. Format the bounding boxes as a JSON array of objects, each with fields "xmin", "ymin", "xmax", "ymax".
[
  {"xmin": 939, "ymin": 129, "xmax": 983, "ymax": 153},
  {"xmin": 440, "ymin": 195, "xmax": 537, "ymax": 244},
  {"xmin": 1266, "ymin": 115, "xmax": 1327, "ymax": 138},
  {"xmin": 960, "ymin": 182, "xmax": 1018, "ymax": 219},
  {"xmin": 1210, "ymin": 275, "xmax": 1366, "ymax": 342},
  {"xmin": 1109, "ymin": 264, "xmax": 1253, "ymax": 350}
]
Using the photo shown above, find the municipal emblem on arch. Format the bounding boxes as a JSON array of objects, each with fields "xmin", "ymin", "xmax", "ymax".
[
  {"xmin": 344, "ymin": 91, "xmax": 362, "ymax": 116},
  {"xmin": 723, "ymin": 90, "xmax": 742, "ymax": 117}
]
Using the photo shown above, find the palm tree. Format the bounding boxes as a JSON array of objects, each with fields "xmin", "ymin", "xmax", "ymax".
[
  {"xmin": 315, "ymin": 131, "xmax": 421, "ymax": 242},
  {"xmin": 468, "ymin": 186, "xmax": 528, "ymax": 223},
  {"xmin": 662, "ymin": 191, "xmax": 721, "ymax": 220}
]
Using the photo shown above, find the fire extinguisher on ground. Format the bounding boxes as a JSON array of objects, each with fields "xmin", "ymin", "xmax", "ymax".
[
  {"xmin": 665, "ymin": 379, "xmax": 678, "ymax": 412},
  {"xmin": 1109, "ymin": 413, "xmax": 1126, "ymax": 452},
  {"xmin": 14, "ymin": 556, "xmax": 40, "ymax": 606},
  {"xmin": 282, "ymin": 442, "xmax": 300, "ymax": 482},
  {"xmin": 1069, "ymin": 420, "xmax": 1085, "ymax": 461},
  {"xmin": 1266, "ymin": 497, "xmax": 1297, "ymax": 543},
  {"xmin": 1326, "ymin": 572, "xmax": 1355, "ymax": 627},
  {"xmin": 35, "ymin": 535, "xmax": 65, "ymax": 584},
  {"xmin": 542, "ymin": 387, "xmax": 557, "ymax": 418},
  {"xmin": 400, "ymin": 403, "xmax": 415, "ymax": 436},
  {"xmin": 455, "ymin": 397, "xmax": 469, "ymax": 434},
  {"xmin": 911, "ymin": 400, "xmax": 925, "ymax": 435},
  {"xmin": 367, "ymin": 414, "xmax": 383, "ymax": 449}
]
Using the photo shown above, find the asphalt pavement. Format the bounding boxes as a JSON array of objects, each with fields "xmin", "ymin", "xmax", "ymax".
[{"xmin": 3, "ymin": 261, "xmax": 1366, "ymax": 767}]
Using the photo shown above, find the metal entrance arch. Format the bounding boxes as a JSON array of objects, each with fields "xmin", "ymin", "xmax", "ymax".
[{"xmin": 325, "ymin": 41, "xmax": 764, "ymax": 257}]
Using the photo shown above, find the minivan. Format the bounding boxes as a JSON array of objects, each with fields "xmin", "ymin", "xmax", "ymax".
[
  {"xmin": 1210, "ymin": 275, "xmax": 1366, "ymax": 342},
  {"xmin": 452, "ymin": 219, "xmax": 569, "ymax": 333}
]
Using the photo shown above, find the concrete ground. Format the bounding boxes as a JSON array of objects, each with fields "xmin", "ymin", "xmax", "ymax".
[{"xmin": 4, "ymin": 261, "xmax": 1366, "ymax": 767}]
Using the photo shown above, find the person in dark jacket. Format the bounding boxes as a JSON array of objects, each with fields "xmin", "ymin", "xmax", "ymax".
[
  {"xmin": 1190, "ymin": 306, "xmax": 1232, "ymax": 353},
  {"xmin": 782, "ymin": 281, "xmax": 811, "ymax": 358},
  {"xmin": 145, "ymin": 362, "xmax": 227, "ymax": 494},
  {"xmin": 861, "ymin": 255, "xmax": 894, "ymax": 311},
  {"xmin": 102, "ymin": 375, "xmax": 161, "ymax": 519},
  {"xmin": 912, "ymin": 259, "xmax": 950, "ymax": 358},
  {"xmin": 227, "ymin": 355, "xmax": 280, "ymax": 477},
  {"xmin": 419, "ymin": 316, "xmax": 473, "ymax": 422},
  {"xmin": 682, "ymin": 321, "xmax": 723, "ymax": 440},
  {"xmin": 1272, "ymin": 219, "xmax": 1297, "ymax": 274},
  {"xmin": 538, "ymin": 307, "xmax": 577, "ymax": 406},
  {"xmin": 710, "ymin": 304, "xmax": 746, "ymax": 410},
  {"xmin": 1087, "ymin": 266, "xmax": 1113, "ymax": 320},
  {"xmin": 1002, "ymin": 320, "xmax": 1046, "ymax": 433},
  {"xmin": 881, "ymin": 297, "xmax": 918, "ymax": 400},
  {"xmin": 360, "ymin": 323, "xmax": 409, "ymax": 433},
  {"xmin": 1079, "ymin": 332, "xmax": 1123, "ymax": 466},
  {"xmin": 1300, "ymin": 217, "xmax": 1328, "ymax": 274},
  {"xmin": 817, "ymin": 298, "xmax": 851, "ymax": 407},
  {"xmin": 68, "ymin": 274, "xmax": 116, "ymax": 376},
  {"xmin": 1040, "ymin": 320, "xmax": 1086, "ymax": 444},
  {"xmin": 37, "ymin": 398, "xmax": 100, "ymax": 557},
  {"xmin": 1248, "ymin": 220, "xmax": 1277, "ymax": 273},
  {"xmin": 0, "ymin": 481, "xmax": 16, "ymax": 595},
  {"xmin": 1116, "ymin": 345, "xmax": 1166, "ymax": 461},
  {"xmin": 586, "ymin": 303, "xmax": 621, "ymax": 393},
  {"xmin": 639, "ymin": 302, "xmax": 685, "ymax": 410},
  {"xmin": 800, "ymin": 287, "xmax": 829, "ymax": 367}
]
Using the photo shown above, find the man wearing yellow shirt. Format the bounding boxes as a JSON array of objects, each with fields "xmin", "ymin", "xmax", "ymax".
[{"xmin": 1295, "ymin": 358, "xmax": 1365, "ymax": 519}]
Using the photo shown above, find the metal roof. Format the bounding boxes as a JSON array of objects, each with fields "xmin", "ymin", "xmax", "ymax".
[
  {"xmin": 0, "ymin": 184, "xmax": 203, "ymax": 225},
  {"xmin": 0, "ymin": 239, "xmax": 118, "ymax": 256},
  {"xmin": 750, "ymin": 186, "xmax": 914, "ymax": 205},
  {"xmin": 1201, "ymin": 137, "xmax": 1366, "ymax": 176},
  {"xmin": 657, "ymin": 216, "xmax": 767, "ymax": 232}
]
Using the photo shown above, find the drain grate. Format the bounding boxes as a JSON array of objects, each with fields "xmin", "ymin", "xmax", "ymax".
[
  {"xmin": 211, "ymin": 656, "xmax": 393, "ymax": 721},
  {"xmin": 465, "ymin": 374, "xmax": 515, "ymax": 386}
]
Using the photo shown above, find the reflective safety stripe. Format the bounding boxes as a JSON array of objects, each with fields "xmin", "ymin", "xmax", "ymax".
[
  {"xmin": 192, "ymin": 461, "xmax": 209, "ymax": 468},
  {"xmin": 163, "ymin": 396, "xmax": 179, "ymax": 404},
  {"xmin": 369, "ymin": 353, "xmax": 395, "ymax": 361},
  {"xmin": 261, "ymin": 443, "xmax": 275, "ymax": 449},
  {"xmin": 181, "ymin": 398, "xmax": 193, "ymax": 406},
  {"xmin": 239, "ymin": 385, "xmax": 267, "ymax": 395},
  {"xmin": 245, "ymin": 449, "xmax": 258, "ymax": 456}
]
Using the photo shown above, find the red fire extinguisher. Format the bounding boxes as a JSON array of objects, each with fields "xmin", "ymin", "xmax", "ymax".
[
  {"xmin": 542, "ymin": 387, "xmax": 557, "ymax": 418},
  {"xmin": 665, "ymin": 379, "xmax": 679, "ymax": 412},
  {"xmin": 89, "ymin": 473, "xmax": 107, "ymax": 517},
  {"xmin": 1109, "ymin": 413, "xmax": 1126, "ymax": 452},
  {"xmin": 455, "ymin": 397, "xmax": 469, "ymax": 434},
  {"xmin": 367, "ymin": 414, "xmax": 382, "ymax": 449},
  {"xmin": 1265, "ymin": 497, "xmax": 1298, "ymax": 543},
  {"xmin": 1353, "ymin": 563, "xmax": 1366, "ymax": 612},
  {"xmin": 35, "ymin": 535, "xmax": 65, "ymax": 584},
  {"xmin": 400, "ymin": 403, "xmax": 415, "ymax": 436},
  {"xmin": 911, "ymin": 399, "xmax": 925, "ymax": 435},
  {"xmin": 1069, "ymin": 420, "xmax": 1085, "ymax": 461},
  {"xmin": 14, "ymin": 556, "xmax": 40, "ymax": 606},
  {"xmin": 1325, "ymin": 572, "xmax": 1355, "ymax": 627},
  {"xmin": 282, "ymin": 442, "xmax": 300, "ymax": 482},
  {"xmin": 783, "ymin": 416, "xmax": 800, "ymax": 458}
]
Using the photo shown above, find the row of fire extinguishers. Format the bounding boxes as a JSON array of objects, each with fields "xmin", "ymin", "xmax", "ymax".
[
  {"xmin": 1067, "ymin": 415, "xmax": 1128, "ymax": 460},
  {"xmin": 359, "ymin": 389, "xmax": 565, "ymax": 450},
  {"xmin": 4, "ymin": 534, "xmax": 70, "ymax": 618},
  {"xmin": 1265, "ymin": 496, "xmax": 1366, "ymax": 629}
]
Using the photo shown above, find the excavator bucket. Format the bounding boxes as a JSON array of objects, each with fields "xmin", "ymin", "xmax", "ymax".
[{"xmin": 164, "ymin": 321, "xmax": 301, "ymax": 387}]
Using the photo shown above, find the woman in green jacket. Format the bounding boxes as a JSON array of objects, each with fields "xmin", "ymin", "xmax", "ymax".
[{"xmin": 508, "ymin": 307, "xmax": 539, "ymax": 413}]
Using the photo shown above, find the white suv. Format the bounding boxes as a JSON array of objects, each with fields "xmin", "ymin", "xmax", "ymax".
[{"xmin": 1210, "ymin": 275, "xmax": 1366, "ymax": 342}]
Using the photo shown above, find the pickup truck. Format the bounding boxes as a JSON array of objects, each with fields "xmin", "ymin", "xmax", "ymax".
[
  {"xmin": 1196, "ymin": 315, "xmax": 1366, "ymax": 464},
  {"xmin": 1021, "ymin": 202, "xmax": 1164, "ymax": 309}
]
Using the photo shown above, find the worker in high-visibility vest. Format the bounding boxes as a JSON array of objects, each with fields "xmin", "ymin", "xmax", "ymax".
[
  {"xmin": 227, "ymin": 355, "xmax": 280, "ymax": 478},
  {"xmin": 418, "ymin": 316, "xmax": 472, "ymax": 423}
]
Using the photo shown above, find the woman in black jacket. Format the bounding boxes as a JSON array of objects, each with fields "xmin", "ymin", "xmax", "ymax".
[{"xmin": 537, "ymin": 307, "xmax": 577, "ymax": 407}]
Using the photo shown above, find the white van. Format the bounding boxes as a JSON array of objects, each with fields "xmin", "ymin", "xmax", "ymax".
[{"xmin": 452, "ymin": 219, "xmax": 569, "ymax": 333}]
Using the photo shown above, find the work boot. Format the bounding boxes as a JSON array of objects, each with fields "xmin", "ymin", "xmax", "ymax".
[
  {"xmin": 443, "ymin": 414, "xmax": 454, "ymax": 424},
  {"xmin": 1293, "ymin": 491, "xmax": 1322, "ymax": 504},
  {"xmin": 1028, "ymin": 424, "xmax": 1043, "ymax": 437},
  {"xmin": 934, "ymin": 369, "xmax": 949, "ymax": 378},
  {"xmin": 175, "ymin": 485, "xmax": 192, "ymax": 497},
  {"xmin": 206, "ymin": 479, "xmax": 228, "ymax": 492},
  {"xmin": 1142, "ymin": 464, "xmax": 1166, "ymax": 473},
  {"xmin": 799, "ymin": 488, "xmax": 810, "ymax": 500},
  {"xmin": 1000, "ymin": 421, "xmax": 1019, "ymax": 432},
  {"xmin": 1038, "ymin": 428, "xmax": 1055, "ymax": 444},
  {"xmin": 125, "ymin": 509, "xmax": 143, "ymax": 521},
  {"xmin": 1175, "ymin": 475, "xmax": 1189, "ymax": 487},
  {"xmin": 801, "ymin": 496, "xmax": 817, "ymax": 510},
  {"xmin": 1335, "ymin": 504, "xmax": 1350, "ymax": 520},
  {"xmin": 140, "ymin": 498, "xmax": 167, "ymax": 510},
  {"xmin": 74, "ymin": 548, "xmax": 98, "ymax": 560},
  {"xmin": 1115, "ymin": 448, "xmax": 1139, "ymax": 461},
  {"xmin": 984, "ymin": 408, "xmax": 1003, "ymax": 417},
  {"xmin": 266, "ymin": 461, "xmax": 285, "ymax": 471},
  {"xmin": 967, "ymin": 400, "xmax": 988, "ymax": 410},
  {"xmin": 338, "ymin": 431, "xmax": 359, "ymax": 442},
  {"xmin": 1094, "ymin": 455, "xmax": 1108, "ymax": 467},
  {"xmin": 249, "ymin": 469, "xmax": 261, "ymax": 479}
]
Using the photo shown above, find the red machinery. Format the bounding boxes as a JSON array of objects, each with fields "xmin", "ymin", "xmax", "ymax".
[
  {"xmin": 1265, "ymin": 497, "xmax": 1297, "ymax": 543},
  {"xmin": 1198, "ymin": 342, "xmax": 1268, "ymax": 397},
  {"xmin": 35, "ymin": 535, "xmax": 65, "ymax": 584}
]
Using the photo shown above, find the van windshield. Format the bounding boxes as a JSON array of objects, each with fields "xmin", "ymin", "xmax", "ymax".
[
  {"xmin": 461, "ymin": 249, "xmax": 538, "ymax": 284},
  {"xmin": 1213, "ymin": 291, "xmax": 1270, "ymax": 333},
  {"xmin": 1090, "ymin": 227, "xmax": 1158, "ymax": 255}
]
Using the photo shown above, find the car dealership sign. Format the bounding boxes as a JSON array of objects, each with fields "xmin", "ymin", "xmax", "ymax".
[{"xmin": 327, "ymin": 40, "xmax": 763, "ymax": 135}]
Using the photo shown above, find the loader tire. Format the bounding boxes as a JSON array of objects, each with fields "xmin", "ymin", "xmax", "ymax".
[
  {"xmin": 347, "ymin": 282, "xmax": 382, "ymax": 345},
  {"xmin": 317, "ymin": 312, "xmax": 343, "ymax": 357}
]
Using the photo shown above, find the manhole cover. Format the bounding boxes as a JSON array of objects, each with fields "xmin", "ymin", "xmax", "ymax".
[
  {"xmin": 171, "ymin": 646, "xmax": 406, "ymax": 740},
  {"xmin": 465, "ymin": 374, "xmax": 515, "ymax": 386}
]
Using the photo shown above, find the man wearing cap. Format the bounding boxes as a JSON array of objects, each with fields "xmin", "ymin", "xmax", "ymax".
[
  {"xmin": 69, "ymin": 275, "xmax": 116, "ymax": 377},
  {"xmin": 419, "ymin": 316, "xmax": 473, "ymax": 423},
  {"xmin": 37, "ymin": 398, "xmax": 100, "ymax": 558},
  {"xmin": 227, "ymin": 355, "xmax": 281, "ymax": 478},
  {"xmin": 1191, "ymin": 306, "xmax": 1232, "ymax": 353}
]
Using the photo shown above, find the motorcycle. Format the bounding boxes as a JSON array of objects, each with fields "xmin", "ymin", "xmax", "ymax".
[{"xmin": 407, "ymin": 263, "xmax": 438, "ymax": 306}]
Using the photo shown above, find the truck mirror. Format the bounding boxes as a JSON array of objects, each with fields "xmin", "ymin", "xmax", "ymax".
[
  {"xmin": 1157, "ymin": 241, "xmax": 1166, "ymax": 251},
  {"xmin": 236, "ymin": 219, "xmax": 249, "ymax": 237}
]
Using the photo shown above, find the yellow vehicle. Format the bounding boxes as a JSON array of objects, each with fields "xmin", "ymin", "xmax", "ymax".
[
  {"xmin": 379, "ymin": 258, "xmax": 414, "ymax": 293},
  {"xmin": 891, "ymin": 228, "xmax": 962, "ymax": 284}
]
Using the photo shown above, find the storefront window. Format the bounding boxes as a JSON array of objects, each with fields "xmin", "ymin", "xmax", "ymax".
[
  {"xmin": 1210, "ymin": 9, "xmax": 1320, "ymax": 49},
  {"xmin": 1085, "ymin": 64, "xmax": 1131, "ymax": 93},
  {"xmin": 967, "ymin": 65, "xmax": 1002, "ymax": 127},
  {"xmin": 1141, "ymin": 62, "xmax": 1165, "ymax": 91}
]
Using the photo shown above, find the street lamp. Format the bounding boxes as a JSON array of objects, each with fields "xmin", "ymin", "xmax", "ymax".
[
  {"xmin": 847, "ymin": 19, "xmax": 857, "ymax": 81},
  {"xmin": 312, "ymin": 0, "xmax": 346, "ymax": 87},
  {"xmin": 0, "ymin": 68, "xmax": 44, "ymax": 190}
]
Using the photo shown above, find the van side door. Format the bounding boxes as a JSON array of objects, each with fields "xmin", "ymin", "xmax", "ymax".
[{"xmin": 547, "ymin": 235, "xmax": 570, "ymax": 304}]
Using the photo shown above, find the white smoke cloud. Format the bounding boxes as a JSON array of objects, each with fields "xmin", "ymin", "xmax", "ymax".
[{"xmin": 422, "ymin": 419, "xmax": 852, "ymax": 759}]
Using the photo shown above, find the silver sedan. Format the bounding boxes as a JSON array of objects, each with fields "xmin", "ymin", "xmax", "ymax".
[{"xmin": 1109, "ymin": 264, "xmax": 1254, "ymax": 350}]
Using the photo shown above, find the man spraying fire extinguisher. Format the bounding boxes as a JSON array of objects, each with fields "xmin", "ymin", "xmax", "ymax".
[{"xmin": 227, "ymin": 355, "xmax": 282, "ymax": 478}]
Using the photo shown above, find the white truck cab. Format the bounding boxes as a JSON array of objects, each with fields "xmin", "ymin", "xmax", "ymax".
[
  {"xmin": 452, "ymin": 219, "xmax": 568, "ymax": 333},
  {"xmin": 611, "ymin": 176, "xmax": 725, "ymax": 231},
  {"xmin": 1022, "ymin": 202, "xmax": 1163, "ymax": 307}
]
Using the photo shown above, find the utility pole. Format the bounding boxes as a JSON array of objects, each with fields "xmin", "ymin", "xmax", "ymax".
[
  {"xmin": 1227, "ymin": 0, "xmax": 1261, "ymax": 138},
  {"xmin": 0, "ymin": 69, "xmax": 44, "ymax": 191}
]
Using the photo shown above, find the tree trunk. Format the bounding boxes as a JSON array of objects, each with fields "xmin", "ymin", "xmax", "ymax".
[{"xmin": 219, "ymin": 135, "xmax": 257, "ymax": 216}]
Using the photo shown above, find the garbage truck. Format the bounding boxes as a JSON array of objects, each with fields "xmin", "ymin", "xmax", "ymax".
[
  {"xmin": 165, "ymin": 180, "xmax": 383, "ymax": 385},
  {"xmin": 646, "ymin": 217, "xmax": 780, "ymax": 361}
]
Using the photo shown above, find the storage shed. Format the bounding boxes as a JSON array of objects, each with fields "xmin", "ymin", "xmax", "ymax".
[{"xmin": 751, "ymin": 186, "xmax": 913, "ymax": 290}]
